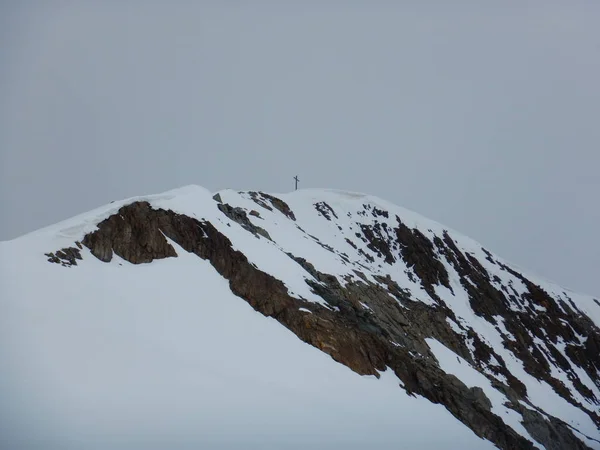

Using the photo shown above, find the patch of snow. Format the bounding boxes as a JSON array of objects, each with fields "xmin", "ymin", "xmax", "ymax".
[
  {"xmin": 494, "ymin": 316, "xmax": 516, "ymax": 342},
  {"xmin": 446, "ymin": 317, "xmax": 464, "ymax": 335}
]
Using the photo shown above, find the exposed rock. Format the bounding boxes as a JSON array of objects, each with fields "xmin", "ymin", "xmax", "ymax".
[
  {"xmin": 360, "ymin": 223, "xmax": 396, "ymax": 265},
  {"xmin": 315, "ymin": 201, "xmax": 338, "ymax": 221},
  {"xmin": 520, "ymin": 407, "xmax": 592, "ymax": 450},
  {"xmin": 345, "ymin": 238, "xmax": 358, "ymax": 249},
  {"xmin": 248, "ymin": 192, "xmax": 273, "ymax": 211},
  {"xmin": 371, "ymin": 207, "xmax": 389, "ymax": 219},
  {"xmin": 257, "ymin": 192, "xmax": 296, "ymax": 220},
  {"xmin": 81, "ymin": 202, "xmax": 178, "ymax": 263},
  {"xmin": 470, "ymin": 386, "xmax": 493, "ymax": 411},
  {"xmin": 45, "ymin": 253, "xmax": 60, "ymax": 264},
  {"xmin": 306, "ymin": 234, "xmax": 335, "ymax": 253},
  {"xmin": 45, "ymin": 246, "xmax": 82, "ymax": 267},
  {"xmin": 217, "ymin": 203, "xmax": 272, "ymax": 240},
  {"xmin": 394, "ymin": 222, "xmax": 451, "ymax": 297}
]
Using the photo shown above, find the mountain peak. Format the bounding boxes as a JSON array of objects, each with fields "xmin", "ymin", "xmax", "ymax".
[{"xmin": 2, "ymin": 186, "xmax": 600, "ymax": 449}]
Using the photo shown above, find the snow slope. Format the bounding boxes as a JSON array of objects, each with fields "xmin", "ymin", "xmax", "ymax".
[
  {"xmin": 2, "ymin": 184, "xmax": 600, "ymax": 449},
  {"xmin": 0, "ymin": 235, "xmax": 493, "ymax": 450}
]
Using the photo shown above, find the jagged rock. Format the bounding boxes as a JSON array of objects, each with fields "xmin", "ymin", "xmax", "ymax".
[
  {"xmin": 520, "ymin": 407, "xmax": 592, "ymax": 450},
  {"xmin": 248, "ymin": 192, "xmax": 273, "ymax": 211},
  {"xmin": 470, "ymin": 386, "xmax": 493, "ymax": 411},
  {"xmin": 315, "ymin": 201, "xmax": 338, "ymax": 221},
  {"xmin": 360, "ymin": 222, "xmax": 396, "ymax": 264},
  {"xmin": 45, "ymin": 253, "xmax": 60, "ymax": 264},
  {"xmin": 394, "ymin": 221, "xmax": 451, "ymax": 295},
  {"xmin": 257, "ymin": 192, "xmax": 296, "ymax": 220},
  {"xmin": 81, "ymin": 202, "xmax": 178, "ymax": 263},
  {"xmin": 217, "ymin": 203, "xmax": 272, "ymax": 240},
  {"xmin": 45, "ymin": 246, "xmax": 82, "ymax": 266},
  {"xmin": 247, "ymin": 191, "xmax": 296, "ymax": 220}
]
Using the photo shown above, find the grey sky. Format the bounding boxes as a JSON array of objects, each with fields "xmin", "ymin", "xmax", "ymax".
[{"xmin": 1, "ymin": 2, "xmax": 599, "ymax": 297}]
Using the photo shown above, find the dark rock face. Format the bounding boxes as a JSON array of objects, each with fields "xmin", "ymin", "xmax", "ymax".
[
  {"xmin": 360, "ymin": 223, "xmax": 396, "ymax": 265},
  {"xmin": 315, "ymin": 201, "xmax": 338, "ymax": 221},
  {"xmin": 520, "ymin": 408, "xmax": 593, "ymax": 450},
  {"xmin": 45, "ymin": 245, "xmax": 82, "ymax": 266},
  {"xmin": 394, "ymin": 221, "xmax": 451, "ymax": 296},
  {"xmin": 217, "ymin": 203, "xmax": 271, "ymax": 240},
  {"xmin": 51, "ymin": 198, "xmax": 600, "ymax": 449},
  {"xmin": 81, "ymin": 202, "xmax": 178, "ymax": 264},
  {"xmin": 249, "ymin": 192, "xmax": 296, "ymax": 220}
]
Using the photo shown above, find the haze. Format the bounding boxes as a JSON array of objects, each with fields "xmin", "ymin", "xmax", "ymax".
[{"xmin": 1, "ymin": 2, "xmax": 599, "ymax": 296}]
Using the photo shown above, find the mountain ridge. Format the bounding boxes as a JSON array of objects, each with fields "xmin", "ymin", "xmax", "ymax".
[{"xmin": 2, "ymin": 185, "xmax": 599, "ymax": 449}]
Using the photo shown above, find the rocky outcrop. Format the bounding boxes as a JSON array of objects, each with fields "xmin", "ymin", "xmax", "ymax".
[
  {"xmin": 217, "ymin": 203, "xmax": 272, "ymax": 240},
  {"xmin": 315, "ymin": 201, "xmax": 338, "ymax": 221},
  {"xmin": 520, "ymin": 407, "xmax": 593, "ymax": 450},
  {"xmin": 81, "ymin": 202, "xmax": 178, "ymax": 263},
  {"xmin": 45, "ymin": 245, "xmax": 82, "ymax": 266},
  {"xmin": 249, "ymin": 192, "xmax": 296, "ymax": 220}
]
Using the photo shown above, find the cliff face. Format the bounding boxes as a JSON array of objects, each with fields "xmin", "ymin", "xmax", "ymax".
[{"xmin": 40, "ymin": 187, "xmax": 600, "ymax": 449}]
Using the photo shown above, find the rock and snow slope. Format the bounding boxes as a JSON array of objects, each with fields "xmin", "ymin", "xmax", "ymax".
[{"xmin": 1, "ymin": 185, "xmax": 600, "ymax": 449}]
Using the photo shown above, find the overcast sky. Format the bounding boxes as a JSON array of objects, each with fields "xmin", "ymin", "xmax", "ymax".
[{"xmin": 1, "ymin": 2, "xmax": 599, "ymax": 297}]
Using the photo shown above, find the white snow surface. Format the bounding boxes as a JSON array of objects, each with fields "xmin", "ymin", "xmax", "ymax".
[
  {"xmin": 0, "ymin": 235, "xmax": 492, "ymax": 449},
  {"xmin": 2, "ymin": 184, "xmax": 600, "ymax": 449}
]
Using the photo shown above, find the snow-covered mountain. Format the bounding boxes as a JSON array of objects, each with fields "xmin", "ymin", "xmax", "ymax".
[{"xmin": 2, "ymin": 185, "xmax": 599, "ymax": 450}]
